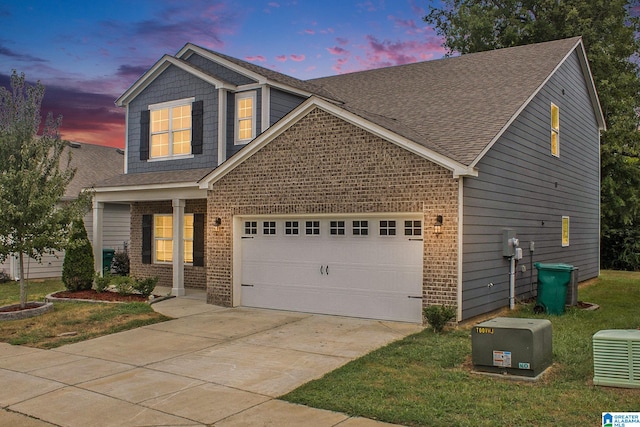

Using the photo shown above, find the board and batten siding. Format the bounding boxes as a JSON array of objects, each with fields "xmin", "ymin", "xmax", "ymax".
[{"xmin": 462, "ymin": 50, "xmax": 600, "ymax": 320}]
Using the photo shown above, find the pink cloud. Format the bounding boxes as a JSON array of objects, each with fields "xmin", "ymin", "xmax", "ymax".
[
  {"xmin": 305, "ymin": 65, "xmax": 317, "ymax": 72},
  {"xmin": 304, "ymin": 29, "xmax": 315, "ymax": 35},
  {"xmin": 245, "ymin": 55, "xmax": 266, "ymax": 62},
  {"xmin": 389, "ymin": 15, "xmax": 422, "ymax": 34},
  {"xmin": 290, "ymin": 54, "xmax": 306, "ymax": 62},
  {"xmin": 268, "ymin": 2, "xmax": 280, "ymax": 7},
  {"xmin": 409, "ymin": 0, "xmax": 426, "ymax": 16},
  {"xmin": 336, "ymin": 37, "xmax": 349, "ymax": 46},
  {"xmin": 357, "ymin": 35, "xmax": 446, "ymax": 69},
  {"xmin": 332, "ymin": 57, "xmax": 350, "ymax": 73},
  {"xmin": 275, "ymin": 55, "xmax": 287, "ymax": 62},
  {"xmin": 327, "ymin": 46, "xmax": 348, "ymax": 55}
]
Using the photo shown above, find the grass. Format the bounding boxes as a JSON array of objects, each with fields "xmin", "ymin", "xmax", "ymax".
[
  {"xmin": 281, "ymin": 270, "xmax": 640, "ymax": 426},
  {"xmin": 0, "ymin": 279, "xmax": 171, "ymax": 349}
]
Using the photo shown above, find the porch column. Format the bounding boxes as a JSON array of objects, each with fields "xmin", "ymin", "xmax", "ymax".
[
  {"xmin": 172, "ymin": 199, "xmax": 185, "ymax": 296},
  {"xmin": 92, "ymin": 200, "xmax": 104, "ymax": 276}
]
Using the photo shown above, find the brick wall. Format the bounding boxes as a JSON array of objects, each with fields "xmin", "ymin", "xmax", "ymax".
[
  {"xmin": 206, "ymin": 107, "xmax": 459, "ymax": 312},
  {"xmin": 130, "ymin": 199, "xmax": 207, "ymax": 288}
]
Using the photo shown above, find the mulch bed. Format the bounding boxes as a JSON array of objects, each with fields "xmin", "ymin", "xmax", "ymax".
[{"xmin": 50, "ymin": 290, "xmax": 149, "ymax": 303}]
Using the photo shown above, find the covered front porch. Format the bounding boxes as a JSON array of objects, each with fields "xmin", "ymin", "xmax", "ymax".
[{"xmin": 91, "ymin": 168, "xmax": 211, "ymax": 297}]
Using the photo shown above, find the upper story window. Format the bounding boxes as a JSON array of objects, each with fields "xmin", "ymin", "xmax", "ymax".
[
  {"xmin": 551, "ymin": 103, "xmax": 560, "ymax": 157},
  {"xmin": 236, "ymin": 91, "xmax": 256, "ymax": 144},
  {"xmin": 149, "ymin": 98, "xmax": 194, "ymax": 159}
]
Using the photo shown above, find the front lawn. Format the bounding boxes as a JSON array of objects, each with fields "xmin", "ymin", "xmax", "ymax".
[
  {"xmin": 0, "ymin": 279, "xmax": 170, "ymax": 349},
  {"xmin": 281, "ymin": 270, "xmax": 640, "ymax": 426}
]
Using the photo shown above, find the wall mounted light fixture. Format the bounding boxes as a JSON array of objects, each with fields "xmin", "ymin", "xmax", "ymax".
[
  {"xmin": 434, "ymin": 215, "xmax": 443, "ymax": 235},
  {"xmin": 213, "ymin": 217, "xmax": 222, "ymax": 231}
]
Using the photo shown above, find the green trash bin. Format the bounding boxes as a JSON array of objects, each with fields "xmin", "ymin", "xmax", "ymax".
[
  {"xmin": 534, "ymin": 263, "xmax": 574, "ymax": 315},
  {"xmin": 102, "ymin": 249, "xmax": 115, "ymax": 274}
]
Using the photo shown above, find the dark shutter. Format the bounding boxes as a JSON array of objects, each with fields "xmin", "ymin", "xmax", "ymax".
[
  {"xmin": 142, "ymin": 214, "xmax": 152, "ymax": 264},
  {"xmin": 140, "ymin": 110, "xmax": 150, "ymax": 160},
  {"xmin": 191, "ymin": 100, "xmax": 203, "ymax": 155},
  {"xmin": 193, "ymin": 213, "xmax": 205, "ymax": 267}
]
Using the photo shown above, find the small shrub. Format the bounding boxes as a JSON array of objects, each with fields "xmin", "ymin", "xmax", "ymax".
[
  {"xmin": 112, "ymin": 250, "xmax": 130, "ymax": 276},
  {"xmin": 0, "ymin": 269, "xmax": 10, "ymax": 283},
  {"xmin": 132, "ymin": 277, "xmax": 158, "ymax": 298},
  {"xmin": 114, "ymin": 276, "xmax": 134, "ymax": 295},
  {"xmin": 62, "ymin": 219, "xmax": 95, "ymax": 291},
  {"xmin": 94, "ymin": 273, "xmax": 111, "ymax": 293},
  {"xmin": 423, "ymin": 305, "xmax": 456, "ymax": 333}
]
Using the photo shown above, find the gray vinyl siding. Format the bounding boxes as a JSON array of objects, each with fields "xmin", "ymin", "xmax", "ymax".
[
  {"xmin": 226, "ymin": 89, "xmax": 262, "ymax": 159},
  {"xmin": 127, "ymin": 64, "xmax": 219, "ymax": 174},
  {"xmin": 101, "ymin": 204, "xmax": 131, "ymax": 251},
  {"xmin": 270, "ymin": 88, "xmax": 306, "ymax": 125},
  {"xmin": 461, "ymin": 51, "xmax": 600, "ymax": 320},
  {"xmin": 185, "ymin": 53, "xmax": 256, "ymax": 86},
  {"xmin": 1, "ymin": 204, "xmax": 132, "ymax": 280}
]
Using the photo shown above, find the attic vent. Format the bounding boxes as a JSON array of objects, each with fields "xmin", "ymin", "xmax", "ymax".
[
  {"xmin": 593, "ymin": 329, "xmax": 640, "ymax": 388},
  {"xmin": 68, "ymin": 142, "xmax": 81, "ymax": 148}
]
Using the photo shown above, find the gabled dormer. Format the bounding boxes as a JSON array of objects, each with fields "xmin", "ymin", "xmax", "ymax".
[{"xmin": 116, "ymin": 43, "xmax": 329, "ymax": 175}]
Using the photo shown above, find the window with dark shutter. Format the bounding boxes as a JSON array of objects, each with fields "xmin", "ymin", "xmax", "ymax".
[
  {"xmin": 191, "ymin": 100, "xmax": 203, "ymax": 155},
  {"xmin": 140, "ymin": 110, "xmax": 150, "ymax": 160},
  {"xmin": 142, "ymin": 214, "xmax": 152, "ymax": 264},
  {"xmin": 193, "ymin": 213, "xmax": 205, "ymax": 266}
]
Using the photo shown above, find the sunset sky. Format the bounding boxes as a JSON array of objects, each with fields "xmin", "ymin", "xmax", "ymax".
[{"xmin": 0, "ymin": 0, "xmax": 447, "ymax": 148}]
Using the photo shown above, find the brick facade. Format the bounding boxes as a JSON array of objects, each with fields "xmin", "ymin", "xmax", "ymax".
[
  {"xmin": 130, "ymin": 200, "xmax": 207, "ymax": 288},
  {"xmin": 206, "ymin": 107, "xmax": 459, "ymax": 312}
]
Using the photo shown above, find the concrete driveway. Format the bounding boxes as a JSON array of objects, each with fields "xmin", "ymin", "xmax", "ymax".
[{"xmin": 0, "ymin": 290, "xmax": 422, "ymax": 426}]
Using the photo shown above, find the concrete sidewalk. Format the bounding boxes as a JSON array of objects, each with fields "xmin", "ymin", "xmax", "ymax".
[{"xmin": 0, "ymin": 289, "xmax": 421, "ymax": 426}]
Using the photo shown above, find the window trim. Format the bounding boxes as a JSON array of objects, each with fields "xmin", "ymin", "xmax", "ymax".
[
  {"xmin": 379, "ymin": 220, "xmax": 397, "ymax": 236},
  {"xmin": 235, "ymin": 91, "xmax": 257, "ymax": 145},
  {"xmin": 153, "ymin": 213, "xmax": 195, "ymax": 264},
  {"xmin": 285, "ymin": 220, "xmax": 300, "ymax": 236},
  {"xmin": 561, "ymin": 216, "xmax": 570, "ymax": 247},
  {"xmin": 148, "ymin": 97, "xmax": 195, "ymax": 160},
  {"xmin": 551, "ymin": 102, "xmax": 560, "ymax": 157}
]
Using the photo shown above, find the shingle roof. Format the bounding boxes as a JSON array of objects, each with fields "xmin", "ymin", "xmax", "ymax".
[
  {"xmin": 95, "ymin": 167, "xmax": 212, "ymax": 189},
  {"xmin": 308, "ymin": 37, "xmax": 583, "ymax": 166},
  {"xmin": 62, "ymin": 142, "xmax": 124, "ymax": 200}
]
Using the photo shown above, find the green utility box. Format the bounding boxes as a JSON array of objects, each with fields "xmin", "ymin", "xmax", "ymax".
[
  {"xmin": 534, "ymin": 263, "xmax": 574, "ymax": 315},
  {"xmin": 102, "ymin": 248, "xmax": 115, "ymax": 274},
  {"xmin": 472, "ymin": 317, "xmax": 552, "ymax": 378}
]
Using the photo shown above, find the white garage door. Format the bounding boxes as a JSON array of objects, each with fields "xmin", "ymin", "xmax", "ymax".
[{"xmin": 240, "ymin": 215, "xmax": 424, "ymax": 322}]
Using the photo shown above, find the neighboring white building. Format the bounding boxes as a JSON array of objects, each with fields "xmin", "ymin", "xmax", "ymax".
[{"xmin": 0, "ymin": 141, "xmax": 130, "ymax": 280}]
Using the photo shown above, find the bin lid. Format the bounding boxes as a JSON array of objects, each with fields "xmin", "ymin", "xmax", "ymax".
[{"xmin": 534, "ymin": 262, "xmax": 574, "ymax": 271}]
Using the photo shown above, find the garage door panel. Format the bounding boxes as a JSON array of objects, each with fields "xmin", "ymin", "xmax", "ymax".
[
  {"xmin": 240, "ymin": 215, "xmax": 424, "ymax": 323},
  {"xmin": 241, "ymin": 283, "xmax": 422, "ymax": 323},
  {"xmin": 322, "ymin": 263, "xmax": 422, "ymax": 294}
]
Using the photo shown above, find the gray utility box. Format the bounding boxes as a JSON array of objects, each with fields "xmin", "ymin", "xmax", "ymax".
[{"xmin": 472, "ymin": 317, "xmax": 552, "ymax": 378}]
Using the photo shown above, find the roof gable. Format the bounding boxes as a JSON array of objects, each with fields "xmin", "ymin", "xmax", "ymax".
[
  {"xmin": 116, "ymin": 55, "xmax": 237, "ymax": 106},
  {"xmin": 199, "ymin": 96, "xmax": 477, "ymax": 189}
]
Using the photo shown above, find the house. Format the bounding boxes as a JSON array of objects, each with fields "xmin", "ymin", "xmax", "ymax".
[
  {"xmin": 0, "ymin": 141, "xmax": 130, "ymax": 280},
  {"xmin": 92, "ymin": 37, "xmax": 604, "ymax": 323}
]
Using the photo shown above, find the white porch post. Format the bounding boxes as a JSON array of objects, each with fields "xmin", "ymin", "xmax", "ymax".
[
  {"xmin": 92, "ymin": 200, "xmax": 104, "ymax": 276},
  {"xmin": 172, "ymin": 199, "xmax": 185, "ymax": 296}
]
